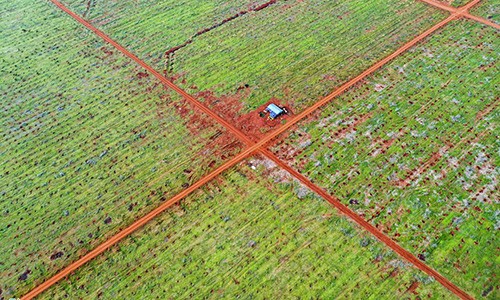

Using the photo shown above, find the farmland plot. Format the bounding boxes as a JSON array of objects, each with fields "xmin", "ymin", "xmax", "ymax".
[
  {"xmin": 271, "ymin": 20, "xmax": 499, "ymax": 298},
  {"xmin": 168, "ymin": 0, "xmax": 445, "ymax": 129},
  {"xmin": 41, "ymin": 161, "xmax": 453, "ymax": 299},
  {"xmin": 58, "ymin": 0, "xmax": 274, "ymax": 70},
  {"xmin": 471, "ymin": 0, "xmax": 500, "ymax": 24},
  {"xmin": 0, "ymin": 0, "xmax": 242, "ymax": 297}
]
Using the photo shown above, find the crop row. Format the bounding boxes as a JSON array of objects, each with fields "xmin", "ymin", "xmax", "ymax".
[
  {"xmin": 437, "ymin": 0, "xmax": 470, "ymax": 7},
  {"xmin": 57, "ymin": 0, "xmax": 446, "ymax": 139},
  {"xmin": 170, "ymin": 0, "xmax": 445, "ymax": 117},
  {"xmin": 59, "ymin": 0, "xmax": 273, "ymax": 70}
]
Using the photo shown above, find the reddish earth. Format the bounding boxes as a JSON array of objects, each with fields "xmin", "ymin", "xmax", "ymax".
[
  {"xmin": 397, "ymin": 145, "xmax": 450, "ymax": 187},
  {"xmin": 260, "ymin": 148, "xmax": 472, "ymax": 300},
  {"xmin": 418, "ymin": 0, "xmax": 499, "ymax": 29},
  {"xmin": 475, "ymin": 100, "xmax": 498, "ymax": 123},
  {"xmin": 397, "ymin": 101, "xmax": 497, "ymax": 187},
  {"xmin": 370, "ymin": 128, "xmax": 407, "ymax": 157},
  {"xmin": 328, "ymin": 112, "xmax": 372, "ymax": 145},
  {"xmin": 406, "ymin": 281, "xmax": 420, "ymax": 295},
  {"xmin": 170, "ymin": 98, "xmax": 242, "ymax": 162},
  {"xmin": 273, "ymin": 111, "xmax": 372, "ymax": 170},
  {"xmin": 195, "ymin": 89, "xmax": 293, "ymax": 141}
]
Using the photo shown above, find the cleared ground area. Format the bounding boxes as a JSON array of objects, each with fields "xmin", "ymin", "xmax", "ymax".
[
  {"xmin": 271, "ymin": 20, "xmax": 499, "ymax": 298},
  {"xmin": 40, "ymin": 161, "xmax": 453, "ymax": 299},
  {"xmin": 0, "ymin": 1, "xmax": 242, "ymax": 296}
]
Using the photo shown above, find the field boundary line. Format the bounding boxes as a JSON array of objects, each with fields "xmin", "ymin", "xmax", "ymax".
[
  {"xmin": 417, "ymin": 0, "xmax": 500, "ymax": 29},
  {"xmin": 26, "ymin": 1, "xmax": 471, "ymax": 299}
]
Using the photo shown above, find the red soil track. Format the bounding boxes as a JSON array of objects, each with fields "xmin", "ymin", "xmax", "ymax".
[
  {"xmin": 464, "ymin": 12, "xmax": 500, "ymax": 30},
  {"xmin": 418, "ymin": 0, "xmax": 500, "ymax": 29},
  {"xmin": 24, "ymin": 0, "xmax": 481, "ymax": 299}
]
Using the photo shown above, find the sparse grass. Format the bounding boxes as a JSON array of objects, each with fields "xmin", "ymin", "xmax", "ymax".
[
  {"xmin": 41, "ymin": 161, "xmax": 453, "ymax": 299},
  {"xmin": 271, "ymin": 19, "xmax": 499, "ymax": 298},
  {"xmin": 0, "ymin": 0, "xmax": 241, "ymax": 296}
]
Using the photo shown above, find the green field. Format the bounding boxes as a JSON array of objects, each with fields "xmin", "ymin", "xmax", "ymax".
[
  {"xmin": 171, "ymin": 0, "xmax": 445, "ymax": 114},
  {"xmin": 1, "ymin": 0, "xmax": 498, "ymax": 299},
  {"xmin": 40, "ymin": 161, "xmax": 453, "ymax": 299},
  {"xmin": 271, "ymin": 20, "xmax": 499, "ymax": 298},
  {"xmin": 471, "ymin": 0, "xmax": 500, "ymax": 24},
  {"xmin": 0, "ymin": 0, "xmax": 242, "ymax": 296},
  {"xmin": 58, "ymin": 0, "xmax": 272, "ymax": 68}
]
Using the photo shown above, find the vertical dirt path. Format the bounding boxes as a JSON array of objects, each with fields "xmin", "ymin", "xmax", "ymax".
[{"xmin": 21, "ymin": 0, "xmax": 487, "ymax": 299}]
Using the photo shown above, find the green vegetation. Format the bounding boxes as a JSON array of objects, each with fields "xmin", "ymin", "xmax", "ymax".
[
  {"xmin": 471, "ymin": 0, "xmax": 500, "ymax": 24},
  {"xmin": 59, "ymin": 0, "xmax": 270, "ymax": 68},
  {"xmin": 271, "ymin": 20, "xmax": 499, "ymax": 298},
  {"xmin": 0, "ymin": 0, "xmax": 241, "ymax": 296},
  {"xmin": 171, "ymin": 0, "xmax": 445, "ymax": 113},
  {"xmin": 42, "ymin": 162, "xmax": 453, "ymax": 299}
]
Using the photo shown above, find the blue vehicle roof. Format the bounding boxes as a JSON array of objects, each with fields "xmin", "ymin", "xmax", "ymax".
[{"xmin": 266, "ymin": 104, "xmax": 283, "ymax": 115}]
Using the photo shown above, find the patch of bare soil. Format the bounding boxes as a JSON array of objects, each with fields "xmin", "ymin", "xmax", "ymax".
[{"xmin": 194, "ymin": 88, "xmax": 294, "ymax": 141}]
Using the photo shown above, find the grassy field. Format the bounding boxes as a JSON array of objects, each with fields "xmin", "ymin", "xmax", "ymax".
[
  {"xmin": 271, "ymin": 19, "xmax": 499, "ymax": 298},
  {"xmin": 0, "ymin": 0, "xmax": 242, "ymax": 296},
  {"xmin": 40, "ymin": 161, "xmax": 454, "ymax": 299},
  {"xmin": 471, "ymin": 0, "xmax": 500, "ymax": 24},
  {"xmin": 58, "ymin": 0, "xmax": 271, "ymax": 69}
]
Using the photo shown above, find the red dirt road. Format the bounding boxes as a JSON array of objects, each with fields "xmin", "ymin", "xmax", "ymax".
[
  {"xmin": 21, "ymin": 143, "xmax": 258, "ymax": 300},
  {"xmin": 464, "ymin": 12, "xmax": 500, "ymax": 29},
  {"xmin": 24, "ymin": 1, "xmax": 476, "ymax": 299},
  {"xmin": 254, "ymin": 14, "xmax": 458, "ymax": 148}
]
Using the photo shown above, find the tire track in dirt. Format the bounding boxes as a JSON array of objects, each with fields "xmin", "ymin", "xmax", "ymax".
[
  {"xmin": 26, "ymin": 1, "xmax": 471, "ymax": 299},
  {"xmin": 417, "ymin": 0, "xmax": 500, "ymax": 29}
]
